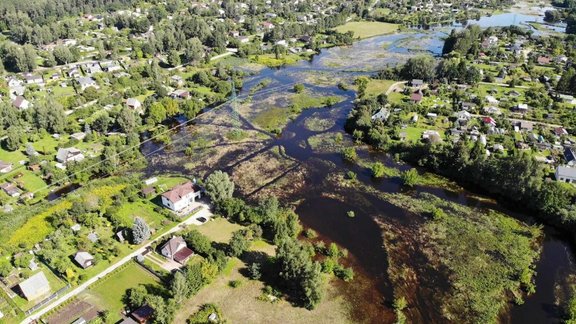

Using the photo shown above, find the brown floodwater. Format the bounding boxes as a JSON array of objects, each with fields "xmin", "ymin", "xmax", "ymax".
[{"xmin": 142, "ymin": 21, "xmax": 576, "ymax": 323}]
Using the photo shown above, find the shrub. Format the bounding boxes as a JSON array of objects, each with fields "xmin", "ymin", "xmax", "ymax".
[
  {"xmin": 347, "ymin": 210, "xmax": 356, "ymax": 218},
  {"xmin": 400, "ymin": 168, "xmax": 419, "ymax": 187},
  {"xmin": 229, "ymin": 280, "xmax": 241, "ymax": 288}
]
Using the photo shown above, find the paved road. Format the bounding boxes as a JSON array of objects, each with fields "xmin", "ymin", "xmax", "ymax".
[{"xmin": 22, "ymin": 204, "xmax": 213, "ymax": 323}]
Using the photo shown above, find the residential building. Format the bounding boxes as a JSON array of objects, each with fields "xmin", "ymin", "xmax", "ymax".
[
  {"xmin": 564, "ymin": 147, "xmax": 576, "ymax": 166},
  {"xmin": 0, "ymin": 161, "xmax": 13, "ymax": 173},
  {"xmin": 0, "ymin": 183, "xmax": 21, "ymax": 197},
  {"xmin": 77, "ymin": 77, "xmax": 98, "ymax": 91},
  {"xmin": 74, "ymin": 251, "xmax": 95, "ymax": 269},
  {"xmin": 161, "ymin": 181, "xmax": 202, "ymax": 212},
  {"xmin": 17, "ymin": 271, "xmax": 51, "ymax": 301},
  {"xmin": 371, "ymin": 108, "xmax": 390, "ymax": 121},
  {"xmin": 12, "ymin": 96, "xmax": 30, "ymax": 110},
  {"xmin": 160, "ymin": 236, "xmax": 194, "ymax": 264},
  {"xmin": 556, "ymin": 166, "xmax": 576, "ymax": 184},
  {"xmin": 56, "ymin": 147, "xmax": 85, "ymax": 164},
  {"xmin": 126, "ymin": 98, "xmax": 143, "ymax": 114}
]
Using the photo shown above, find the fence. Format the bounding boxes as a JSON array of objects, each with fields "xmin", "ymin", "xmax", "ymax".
[{"xmin": 24, "ymin": 283, "xmax": 71, "ymax": 316}]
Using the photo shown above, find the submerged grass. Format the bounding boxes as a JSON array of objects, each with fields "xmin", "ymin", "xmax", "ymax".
[{"xmin": 383, "ymin": 192, "xmax": 542, "ymax": 323}]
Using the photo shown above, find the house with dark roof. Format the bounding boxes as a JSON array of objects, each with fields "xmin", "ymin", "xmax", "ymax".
[
  {"xmin": 565, "ymin": 147, "xmax": 576, "ymax": 166},
  {"xmin": 17, "ymin": 271, "xmax": 51, "ymax": 301},
  {"xmin": 161, "ymin": 181, "xmax": 201, "ymax": 212},
  {"xmin": 410, "ymin": 91, "xmax": 423, "ymax": 104},
  {"xmin": 130, "ymin": 305, "xmax": 155, "ymax": 324},
  {"xmin": 160, "ymin": 236, "xmax": 194, "ymax": 264}
]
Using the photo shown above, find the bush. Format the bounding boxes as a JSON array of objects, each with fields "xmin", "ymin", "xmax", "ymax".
[
  {"xmin": 345, "ymin": 171, "xmax": 357, "ymax": 180},
  {"xmin": 228, "ymin": 280, "xmax": 241, "ymax": 288},
  {"xmin": 400, "ymin": 168, "xmax": 419, "ymax": 187},
  {"xmin": 371, "ymin": 162, "xmax": 386, "ymax": 178},
  {"xmin": 347, "ymin": 210, "xmax": 356, "ymax": 218},
  {"xmin": 304, "ymin": 228, "xmax": 318, "ymax": 238},
  {"xmin": 341, "ymin": 147, "xmax": 357, "ymax": 161}
]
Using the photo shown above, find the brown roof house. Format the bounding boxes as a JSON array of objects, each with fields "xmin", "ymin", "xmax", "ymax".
[
  {"xmin": 160, "ymin": 236, "xmax": 194, "ymax": 264},
  {"xmin": 161, "ymin": 181, "xmax": 201, "ymax": 212},
  {"xmin": 17, "ymin": 271, "xmax": 51, "ymax": 301},
  {"xmin": 131, "ymin": 305, "xmax": 155, "ymax": 324}
]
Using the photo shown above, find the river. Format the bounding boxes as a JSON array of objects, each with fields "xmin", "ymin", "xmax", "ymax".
[{"xmin": 142, "ymin": 6, "xmax": 575, "ymax": 324}]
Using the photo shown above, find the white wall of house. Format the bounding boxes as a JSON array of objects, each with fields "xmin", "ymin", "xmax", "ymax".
[{"xmin": 161, "ymin": 191, "xmax": 201, "ymax": 211}]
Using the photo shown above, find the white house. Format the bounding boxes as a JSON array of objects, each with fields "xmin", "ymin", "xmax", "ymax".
[
  {"xmin": 556, "ymin": 166, "xmax": 576, "ymax": 184},
  {"xmin": 74, "ymin": 251, "xmax": 95, "ymax": 269},
  {"xmin": 161, "ymin": 181, "xmax": 201, "ymax": 212},
  {"xmin": 56, "ymin": 147, "xmax": 85, "ymax": 164},
  {"xmin": 160, "ymin": 236, "xmax": 194, "ymax": 264},
  {"xmin": 126, "ymin": 98, "xmax": 143, "ymax": 114},
  {"xmin": 77, "ymin": 77, "xmax": 98, "ymax": 91}
]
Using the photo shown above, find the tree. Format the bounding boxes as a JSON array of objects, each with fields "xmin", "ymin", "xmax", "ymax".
[
  {"xmin": 167, "ymin": 50, "xmax": 181, "ymax": 67},
  {"xmin": 53, "ymin": 46, "xmax": 75, "ymax": 65},
  {"xmin": 184, "ymin": 230, "xmax": 213, "ymax": 256},
  {"xmin": 162, "ymin": 98, "xmax": 179, "ymax": 117},
  {"xmin": 248, "ymin": 262, "xmax": 261, "ymax": 280},
  {"xmin": 171, "ymin": 271, "xmax": 190, "ymax": 303},
  {"xmin": 132, "ymin": 217, "xmax": 151, "ymax": 244},
  {"xmin": 0, "ymin": 258, "xmax": 13, "ymax": 277},
  {"xmin": 354, "ymin": 76, "xmax": 369, "ymax": 98},
  {"xmin": 401, "ymin": 168, "xmax": 419, "ymax": 187},
  {"xmin": 117, "ymin": 107, "xmax": 140, "ymax": 133},
  {"xmin": 205, "ymin": 171, "xmax": 235, "ymax": 203},
  {"xmin": 147, "ymin": 101, "xmax": 167, "ymax": 125},
  {"xmin": 5, "ymin": 126, "xmax": 24, "ymax": 151},
  {"xmin": 402, "ymin": 55, "xmax": 436, "ymax": 81},
  {"xmin": 228, "ymin": 230, "xmax": 251, "ymax": 257},
  {"xmin": 567, "ymin": 14, "xmax": 576, "ymax": 35},
  {"xmin": 184, "ymin": 38, "xmax": 204, "ymax": 63}
]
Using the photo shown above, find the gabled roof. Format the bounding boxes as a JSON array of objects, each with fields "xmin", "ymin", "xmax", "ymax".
[
  {"xmin": 161, "ymin": 181, "xmax": 197, "ymax": 203},
  {"xmin": 74, "ymin": 251, "xmax": 94, "ymax": 267},
  {"xmin": 18, "ymin": 271, "xmax": 50, "ymax": 300},
  {"xmin": 161, "ymin": 236, "xmax": 187, "ymax": 255}
]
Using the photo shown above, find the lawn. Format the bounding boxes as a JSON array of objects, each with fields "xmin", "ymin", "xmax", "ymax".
[
  {"xmin": 334, "ymin": 21, "xmax": 399, "ymax": 39},
  {"xmin": 83, "ymin": 262, "xmax": 162, "ymax": 323},
  {"xmin": 363, "ymin": 79, "xmax": 397, "ymax": 97},
  {"xmin": 195, "ymin": 217, "xmax": 243, "ymax": 243},
  {"xmin": 17, "ymin": 171, "xmax": 47, "ymax": 192},
  {"xmin": 115, "ymin": 200, "xmax": 169, "ymax": 229},
  {"xmin": 0, "ymin": 147, "xmax": 26, "ymax": 164},
  {"xmin": 32, "ymin": 135, "xmax": 62, "ymax": 155},
  {"xmin": 153, "ymin": 176, "xmax": 190, "ymax": 193},
  {"xmin": 387, "ymin": 92, "xmax": 405, "ymax": 104}
]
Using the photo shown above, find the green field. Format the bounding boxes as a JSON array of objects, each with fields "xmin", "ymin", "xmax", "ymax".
[
  {"xmin": 115, "ymin": 200, "xmax": 169, "ymax": 229},
  {"xmin": 195, "ymin": 217, "xmax": 243, "ymax": 243},
  {"xmin": 334, "ymin": 21, "xmax": 399, "ymax": 39},
  {"xmin": 363, "ymin": 79, "xmax": 397, "ymax": 97},
  {"xmin": 83, "ymin": 262, "xmax": 162, "ymax": 323}
]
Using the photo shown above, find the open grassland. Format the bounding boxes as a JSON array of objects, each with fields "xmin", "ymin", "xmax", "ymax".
[{"xmin": 334, "ymin": 22, "xmax": 399, "ymax": 39}]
